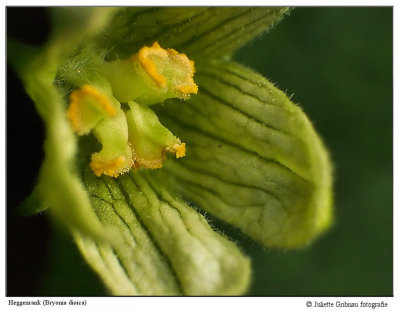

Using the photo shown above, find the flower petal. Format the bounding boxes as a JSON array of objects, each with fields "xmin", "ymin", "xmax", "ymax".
[
  {"xmin": 97, "ymin": 7, "xmax": 290, "ymax": 59},
  {"xmin": 155, "ymin": 61, "xmax": 333, "ymax": 249},
  {"xmin": 75, "ymin": 160, "xmax": 250, "ymax": 295}
]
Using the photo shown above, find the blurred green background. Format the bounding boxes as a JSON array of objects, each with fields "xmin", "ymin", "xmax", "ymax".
[{"xmin": 7, "ymin": 7, "xmax": 392, "ymax": 296}]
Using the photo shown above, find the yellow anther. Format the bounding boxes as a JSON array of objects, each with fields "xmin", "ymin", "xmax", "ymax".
[
  {"xmin": 135, "ymin": 42, "xmax": 168, "ymax": 88},
  {"xmin": 132, "ymin": 151, "xmax": 165, "ymax": 171},
  {"xmin": 132, "ymin": 42, "xmax": 198, "ymax": 97},
  {"xmin": 73, "ymin": 85, "xmax": 116, "ymax": 116},
  {"xmin": 174, "ymin": 142, "xmax": 186, "ymax": 158},
  {"xmin": 132, "ymin": 141, "xmax": 185, "ymax": 170},
  {"xmin": 166, "ymin": 48, "xmax": 179, "ymax": 55},
  {"xmin": 68, "ymin": 85, "xmax": 116, "ymax": 135},
  {"xmin": 90, "ymin": 155, "xmax": 133, "ymax": 178},
  {"xmin": 67, "ymin": 100, "xmax": 82, "ymax": 134},
  {"xmin": 165, "ymin": 140, "xmax": 186, "ymax": 159},
  {"xmin": 175, "ymin": 58, "xmax": 197, "ymax": 98},
  {"xmin": 176, "ymin": 85, "xmax": 199, "ymax": 95}
]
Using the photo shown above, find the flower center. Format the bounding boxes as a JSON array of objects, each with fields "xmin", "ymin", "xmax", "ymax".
[{"xmin": 64, "ymin": 42, "xmax": 197, "ymax": 177}]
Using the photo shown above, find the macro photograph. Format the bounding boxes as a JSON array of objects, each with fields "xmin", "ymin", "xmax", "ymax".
[{"xmin": 6, "ymin": 6, "xmax": 392, "ymax": 298}]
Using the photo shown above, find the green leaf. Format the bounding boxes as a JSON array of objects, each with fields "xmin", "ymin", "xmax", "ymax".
[
  {"xmin": 156, "ymin": 61, "xmax": 333, "ymax": 248},
  {"xmin": 75, "ymin": 161, "xmax": 250, "ymax": 295}
]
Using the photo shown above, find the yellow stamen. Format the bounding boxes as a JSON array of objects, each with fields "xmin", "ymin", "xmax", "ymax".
[
  {"xmin": 90, "ymin": 155, "xmax": 133, "ymax": 178},
  {"xmin": 74, "ymin": 85, "xmax": 116, "ymax": 116},
  {"xmin": 176, "ymin": 85, "xmax": 199, "ymax": 95},
  {"xmin": 166, "ymin": 48, "xmax": 179, "ymax": 55},
  {"xmin": 133, "ymin": 42, "xmax": 198, "ymax": 97},
  {"xmin": 133, "ymin": 159, "xmax": 164, "ymax": 170},
  {"xmin": 132, "ymin": 150, "xmax": 165, "ymax": 170},
  {"xmin": 67, "ymin": 98, "xmax": 82, "ymax": 133},
  {"xmin": 175, "ymin": 58, "xmax": 197, "ymax": 97},
  {"xmin": 135, "ymin": 42, "xmax": 168, "ymax": 88},
  {"xmin": 174, "ymin": 142, "xmax": 186, "ymax": 158},
  {"xmin": 68, "ymin": 85, "xmax": 116, "ymax": 135}
]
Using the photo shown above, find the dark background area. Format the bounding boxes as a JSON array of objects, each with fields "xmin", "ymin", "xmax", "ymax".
[
  {"xmin": 6, "ymin": 7, "xmax": 105, "ymax": 296},
  {"xmin": 7, "ymin": 7, "xmax": 49, "ymax": 295},
  {"xmin": 6, "ymin": 7, "xmax": 393, "ymax": 296}
]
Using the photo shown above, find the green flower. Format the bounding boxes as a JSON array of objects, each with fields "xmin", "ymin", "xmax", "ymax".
[{"xmin": 8, "ymin": 7, "xmax": 333, "ymax": 295}]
